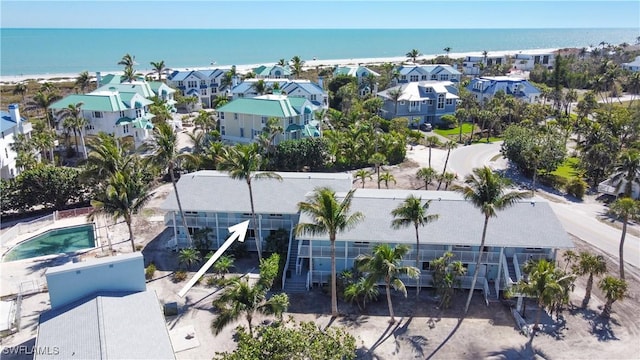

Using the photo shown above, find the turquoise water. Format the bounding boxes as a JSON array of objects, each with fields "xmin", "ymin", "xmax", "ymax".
[
  {"xmin": 3, "ymin": 224, "xmax": 96, "ymax": 262},
  {"xmin": 1, "ymin": 28, "xmax": 638, "ymax": 76}
]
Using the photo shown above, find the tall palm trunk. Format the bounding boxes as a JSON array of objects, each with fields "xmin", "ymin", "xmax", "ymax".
[
  {"xmin": 126, "ymin": 216, "xmax": 135, "ymax": 252},
  {"xmin": 376, "ymin": 166, "xmax": 381, "ymax": 189},
  {"xmin": 79, "ymin": 128, "xmax": 87, "ymax": 159},
  {"xmin": 620, "ymin": 218, "xmax": 627, "ymax": 280},
  {"xmin": 428, "ymin": 146, "xmax": 432, "ymax": 168},
  {"xmin": 582, "ymin": 273, "xmax": 594, "ymax": 307},
  {"xmin": 247, "ymin": 179, "xmax": 262, "ymax": 260},
  {"xmin": 437, "ymin": 148, "xmax": 452, "ymax": 190},
  {"xmin": 247, "ymin": 314, "xmax": 253, "ymax": 337},
  {"xmin": 464, "ymin": 215, "xmax": 489, "ymax": 314},
  {"xmin": 170, "ymin": 164, "xmax": 193, "ymax": 248},
  {"xmin": 386, "ymin": 278, "xmax": 395, "ymax": 322},
  {"xmin": 72, "ymin": 128, "xmax": 79, "ymax": 154},
  {"xmin": 330, "ymin": 235, "xmax": 338, "ymax": 317},
  {"xmin": 603, "ymin": 300, "xmax": 614, "ymax": 317},
  {"xmin": 534, "ymin": 299, "xmax": 543, "ymax": 330},
  {"xmin": 415, "ymin": 224, "xmax": 421, "ymax": 297}
]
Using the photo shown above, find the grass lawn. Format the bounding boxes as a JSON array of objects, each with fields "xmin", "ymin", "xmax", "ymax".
[
  {"xmin": 551, "ymin": 157, "xmax": 580, "ymax": 180},
  {"xmin": 434, "ymin": 123, "xmax": 475, "ymax": 137}
]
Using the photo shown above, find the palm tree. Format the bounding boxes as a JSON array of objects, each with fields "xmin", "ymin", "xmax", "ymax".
[
  {"xmin": 391, "ymin": 195, "xmax": 439, "ymax": 296},
  {"xmin": 150, "ymin": 60, "xmax": 166, "ymax": 81},
  {"xmin": 608, "ymin": 197, "xmax": 640, "ymax": 280},
  {"xmin": 88, "ymin": 162, "xmax": 153, "ymax": 252},
  {"xmin": 387, "ymin": 88, "xmax": 403, "ymax": 116},
  {"xmin": 118, "ymin": 53, "xmax": 136, "ymax": 70},
  {"xmin": 211, "ymin": 278, "xmax": 289, "ymax": 336},
  {"xmin": 212, "ymin": 255, "xmax": 235, "ymax": 279},
  {"xmin": 443, "ymin": 47, "xmax": 452, "ymax": 57},
  {"xmin": 56, "ymin": 102, "xmax": 88, "ymax": 158},
  {"xmin": 436, "ymin": 141, "xmax": 458, "ymax": 190},
  {"xmin": 75, "ymin": 71, "xmax": 91, "ymax": 93},
  {"xmin": 277, "ymin": 58, "xmax": 287, "ymax": 66},
  {"xmin": 217, "ymin": 143, "xmax": 282, "ymax": 260},
  {"xmin": 368, "ymin": 152, "xmax": 387, "ymax": 189},
  {"xmin": 290, "ymin": 56, "xmax": 304, "ymax": 78},
  {"xmin": 29, "ymin": 90, "xmax": 61, "ymax": 128},
  {"xmin": 416, "ymin": 167, "xmax": 437, "ymax": 190},
  {"xmin": 296, "ymin": 188, "xmax": 364, "ymax": 317},
  {"xmin": 83, "ymin": 132, "xmax": 128, "ymax": 182},
  {"xmin": 440, "ymin": 172, "xmax": 458, "ymax": 190},
  {"xmin": 178, "ymin": 247, "xmax": 201, "ymax": 270},
  {"xmin": 512, "ymin": 259, "xmax": 570, "ymax": 330},
  {"xmin": 378, "ymin": 172, "xmax": 396, "ymax": 189},
  {"xmin": 451, "ymin": 166, "xmax": 529, "ymax": 314},
  {"xmin": 143, "ymin": 122, "xmax": 196, "ymax": 247},
  {"xmin": 611, "ymin": 149, "xmax": 640, "ymax": 198},
  {"xmin": 424, "ymin": 135, "xmax": 441, "ymax": 168},
  {"xmin": 356, "ymin": 244, "xmax": 419, "ymax": 323},
  {"xmin": 598, "ymin": 276, "xmax": 628, "ymax": 317},
  {"xmin": 353, "ymin": 169, "xmax": 372, "ymax": 189},
  {"xmin": 406, "ymin": 49, "xmax": 421, "ymax": 63},
  {"xmin": 574, "ymin": 252, "xmax": 607, "ymax": 308},
  {"xmin": 12, "ymin": 83, "xmax": 27, "ymax": 104},
  {"xmin": 122, "ymin": 66, "xmax": 138, "ymax": 83}
]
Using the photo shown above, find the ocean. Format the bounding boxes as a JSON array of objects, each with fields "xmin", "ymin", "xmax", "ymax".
[{"xmin": 1, "ymin": 28, "xmax": 638, "ymax": 77}]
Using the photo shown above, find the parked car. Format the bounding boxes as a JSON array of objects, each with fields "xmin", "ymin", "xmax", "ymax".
[{"xmin": 420, "ymin": 123, "xmax": 433, "ymax": 132}]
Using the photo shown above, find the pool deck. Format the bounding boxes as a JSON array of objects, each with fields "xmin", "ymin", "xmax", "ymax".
[{"xmin": 0, "ymin": 217, "xmax": 97, "ymax": 297}]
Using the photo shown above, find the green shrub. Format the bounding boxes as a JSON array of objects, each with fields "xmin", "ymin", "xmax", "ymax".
[
  {"xmin": 145, "ymin": 263, "xmax": 156, "ymax": 280},
  {"xmin": 206, "ymin": 276, "xmax": 217, "ymax": 287},
  {"xmin": 173, "ymin": 270, "xmax": 188, "ymax": 283},
  {"xmin": 565, "ymin": 178, "xmax": 588, "ymax": 199}
]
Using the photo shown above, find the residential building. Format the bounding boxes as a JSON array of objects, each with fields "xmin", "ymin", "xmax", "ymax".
[
  {"xmin": 1, "ymin": 104, "xmax": 36, "ymax": 179},
  {"xmin": 231, "ymin": 79, "xmax": 328, "ymax": 110},
  {"xmin": 161, "ymin": 173, "xmax": 573, "ymax": 305},
  {"xmin": 512, "ymin": 51, "xmax": 555, "ymax": 71},
  {"xmin": 466, "ymin": 76, "xmax": 541, "ymax": 104},
  {"xmin": 252, "ymin": 64, "xmax": 292, "ymax": 79},
  {"xmin": 217, "ymin": 94, "xmax": 321, "ymax": 144},
  {"xmin": 166, "ymin": 68, "xmax": 231, "ymax": 108},
  {"xmin": 622, "ymin": 56, "xmax": 640, "ymax": 72},
  {"xmin": 333, "ymin": 66, "xmax": 380, "ymax": 95},
  {"xmin": 377, "ymin": 81, "xmax": 459, "ymax": 127},
  {"xmin": 462, "ymin": 55, "xmax": 507, "ymax": 76},
  {"xmin": 49, "ymin": 75, "xmax": 173, "ymax": 149},
  {"xmin": 394, "ymin": 65, "xmax": 461, "ymax": 86},
  {"xmin": 37, "ymin": 253, "xmax": 175, "ymax": 360},
  {"xmin": 598, "ymin": 178, "xmax": 640, "ymax": 199}
]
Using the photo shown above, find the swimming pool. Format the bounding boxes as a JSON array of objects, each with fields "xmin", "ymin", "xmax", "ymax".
[{"xmin": 2, "ymin": 224, "xmax": 96, "ymax": 262}]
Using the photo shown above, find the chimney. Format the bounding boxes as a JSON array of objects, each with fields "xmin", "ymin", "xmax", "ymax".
[
  {"xmin": 317, "ymin": 76, "xmax": 323, "ymax": 90},
  {"xmin": 96, "ymin": 72, "xmax": 102, "ymax": 88},
  {"xmin": 8, "ymin": 103, "xmax": 21, "ymax": 125}
]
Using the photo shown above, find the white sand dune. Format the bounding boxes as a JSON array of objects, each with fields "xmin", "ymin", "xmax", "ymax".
[{"xmin": 0, "ymin": 48, "xmax": 561, "ymax": 84}]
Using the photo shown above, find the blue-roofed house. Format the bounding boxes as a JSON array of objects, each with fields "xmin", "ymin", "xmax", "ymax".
[
  {"xmin": 466, "ymin": 76, "xmax": 541, "ymax": 104},
  {"xmin": 231, "ymin": 79, "xmax": 328, "ymax": 110},
  {"xmin": 377, "ymin": 81, "xmax": 459, "ymax": 127},
  {"xmin": 394, "ymin": 64, "xmax": 461, "ymax": 86},
  {"xmin": 252, "ymin": 64, "xmax": 292, "ymax": 79},
  {"xmin": 217, "ymin": 94, "xmax": 320, "ymax": 144},
  {"xmin": 333, "ymin": 66, "xmax": 380, "ymax": 96},
  {"xmin": 0, "ymin": 104, "xmax": 37, "ymax": 179},
  {"xmin": 50, "ymin": 81, "xmax": 157, "ymax": 150},
  {"xmin": 166, "ymin": 68, "xmax": 231, "ymax": 108}
]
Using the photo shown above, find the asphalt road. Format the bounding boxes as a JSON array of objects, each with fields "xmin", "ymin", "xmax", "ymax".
[{"xmin": 447, "ymin": 141, "xmax": 640, "ymax": 279}]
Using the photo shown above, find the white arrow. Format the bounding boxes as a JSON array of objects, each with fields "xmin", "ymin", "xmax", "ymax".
[{"xmin": 177, "ymin": 220, "xmax": 249, "ymax": 298}]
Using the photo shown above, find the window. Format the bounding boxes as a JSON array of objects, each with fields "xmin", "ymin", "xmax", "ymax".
[
  {"xmin": 410, "ymin": 75, "xmax": 419, "ymax": 82},
  {"xmin": 310, "ymin": 94, "xmax": 317, "ymax": 101},
  {"xmin": 220, "ymin": 112, "xmax": 225, "ymax": 119},
  {"xmin": 221, "ymin": 125, "xmax": 225, "ymax": 135},
  {"xmin": 177, "ymin": 81, "xmax": 184, "ymax": 87},
  {"xmin": 212, "ymin": 87, "xmax": 218, "ymax": 93},
  {"xmin": 440, "ymin": 74, "xmax": 449, "ymax": 81},
  {"xmin": 354, "ymin": 241, "xmax": 369, "ymax": 247},
  {"xmin": 453, "ymin": 245, "xmax": 471, "ymax": 250},
  {"xmin": 5, "ymin": 148, "xmax": 8, "ymax": 158},
  {"xmin": 120, "ymin": 111, "xmax": 125, "ymax": 118},
  {"xmin": 240, "ymin": 128, "xmax": 244, "ymax": 137},
  {"xmin": 202, "ymin": 89, "xmax": 207, "ymax": 96},
  {"xmin": 136, "ymin": 108, "xmax": 142, "ymax": 118},
  {"xmin": 234, "ymin": 113, "xmax": 238, "ymax": 120},
  {"xmin": 446, "ymin": 99, "xmax": 453, "ymax": 105},
  {"xmin": 422, "ymin": 100, "xmax": 427, "ymax": 104},
  {"xmin": 187, "ymin": 80, "xmax": 198, "ymax": 88},
  {"xmin": 422, "ymin": 262, "xmax": 433, "ymax": 271},
  {"xmin": 400, "ymin": 75, "xmax": 406, "ymax": 80},
  {"xmin": 123, "ymin": 124, "xmax": 129, "ymax": 133},
  {"xmin": 437, "ymin": 94, "xmax": 445, "ymax": 109},
  {"xmin": 200, "ymin": 80, "xmax": 206, "ymax": 86},
  {"xmin": 410, "ymin": 101, "xmax": 418, "ymax": 107},
  {"xmin": 93, "ymin": 112, "xmax": 103, "ymax": 118},
  {"xmin": 261, "ymin": 117, "xmax": 267, "ymax": 125},
  {"xmin": 399, "ymin": 101, "xmax": 405, "ymax": 105},
  {"xmin": 421, "ymin": 75, "xmax": 427, "ymax": 80},
  {"xmin": 289, "ymin": 118, "xmax": 293, "ymax": 124}
]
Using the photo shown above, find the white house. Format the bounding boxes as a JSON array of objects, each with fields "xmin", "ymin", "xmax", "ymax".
[
  {"xmin": 217, "ymin": 94, "xmax": 321, "ymax": 144},
  {"xmin": 466, "ymin": 76, "xmax": 541, "ymax": 104},
  {"xmin": 231, "ymin": 79, "xmax": 328, "ymax": 110},
  {"xmin": 463, "ymin": 55, "xmax": 507, "ymax": 76},
  {"xmin": 513, "ymin": 51, "xmax": 555, "ymax": 71},
  {"xmin": 622, "ymin": 56, "xmax": 640, "ymax": 72},
  {"xmin": 394, "ymin": 65, "xmax": 461, "ymax": 86},
  {"xmin": 166, "ymin": 68, "xmax": 232, "ymax": 108},
  {"xmin": 0, "ymin": 104, "xmax": 36, "ymax": 179}
]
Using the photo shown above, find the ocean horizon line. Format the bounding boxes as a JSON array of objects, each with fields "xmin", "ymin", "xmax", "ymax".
[{"xmin": 1, "ymin": 26, "xmax": 637, "ymax": 30}]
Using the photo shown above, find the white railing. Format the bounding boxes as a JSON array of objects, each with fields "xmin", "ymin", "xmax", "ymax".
[
  {"xmin": 483, "ymin": 278, "xmax": 490, "ymax": 306},
  {"xmin": 516, "ymin": 252, "xmax": 550, "ymax": 267},
  {"xmin": 306, "ymin": 271, "xmax": 311, "ymax": 291},
  {"xmin": 500, "ymin": 252, "xmax": 512, "ymax": 290},
  {"xmin": 296, "ymin": 240, "xmax": 303, "ymax": 275},
  {"xmin": 281, "ymin": 227, "xmax": 295, "ymax": 290},
  {"xmin": 0, "ymin": 213, "xmax": 55, "ymax": 246},
  {"xmin": 172, "ymin": 215, "xmax": 293, "ymax": 233}
]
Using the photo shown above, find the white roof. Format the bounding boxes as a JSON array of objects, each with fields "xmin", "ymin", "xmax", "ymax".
[{"xmin": 378, "ymin": 81, "xmax": 459, "ymax": 102}]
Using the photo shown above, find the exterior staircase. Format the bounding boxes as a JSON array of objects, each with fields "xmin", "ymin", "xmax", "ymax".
[
  {"xmin": 507, "ymin": 259, "xmax": 518, "ymax": 283},
  {"xmin": 283, "ymin": 239, "xmax": 307, "ymax": 293}
]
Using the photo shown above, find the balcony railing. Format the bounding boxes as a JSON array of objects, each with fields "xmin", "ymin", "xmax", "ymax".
[{"xmin": 165, "ymin": 213, "xmax": 292, "ymax": 231}]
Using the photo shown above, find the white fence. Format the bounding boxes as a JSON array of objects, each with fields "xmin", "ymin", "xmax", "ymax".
[{"xmin": 0, "ymin": 213, "xmax": 55, "ymax": 246}]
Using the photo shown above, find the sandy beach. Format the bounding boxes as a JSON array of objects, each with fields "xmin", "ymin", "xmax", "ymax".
[{"xmin": 0, "ymin": 48, "xmax": 561, "ymax": 85}]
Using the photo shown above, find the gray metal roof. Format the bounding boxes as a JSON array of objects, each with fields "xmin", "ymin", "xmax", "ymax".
[
  {"xmin": 161, "ymin": 170, "xmax": 353, "ymax": 214},
  {"xmin": 298, "ymin": 189, "xmax": 573, "ymax": 249},
  {"xmin": 36, "ymin": 290, "xmax": 175, "ymax": 360}
]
